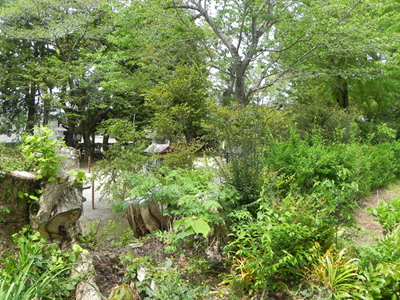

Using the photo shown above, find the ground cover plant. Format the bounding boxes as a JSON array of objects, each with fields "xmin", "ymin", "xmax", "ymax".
[
  {"xmin": 0, "ymin": 227, "xmax": 86, "ymax": 300},
  {"xmin": 78, "ymin": 118, "xmax": 400, "ymax": 299}
]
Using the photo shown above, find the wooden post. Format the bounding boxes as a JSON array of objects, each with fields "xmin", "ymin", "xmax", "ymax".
[
  {"xmin": 92, "ymin": 180, "xmax": 95, "ymax": 210},
  {"xmin": 88, "ymin": 156, "xmax": 95, "ymax": 210}
]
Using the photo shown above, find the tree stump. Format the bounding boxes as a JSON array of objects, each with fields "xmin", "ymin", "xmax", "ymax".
[
  {"xmin": 0, "ymin": 146, "xmax": 102, "ymax": 300},
  {"xmin": 125, "ymin": 198, "xmax": 171, "ymax": 238},
  {"xmin": 0, "ymin": 147, "xmax": 85, "ymax": 250}
]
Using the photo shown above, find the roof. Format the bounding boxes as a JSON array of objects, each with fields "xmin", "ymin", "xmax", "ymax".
[{"xmin": 143, "ymin": 143, "xmax": 170, "ymax": 154}]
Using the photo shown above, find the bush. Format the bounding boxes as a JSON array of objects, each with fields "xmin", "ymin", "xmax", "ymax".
[
  {"xmin": 264, "ymin": 128, "xmax": 400, "ymax": 206},
  {"xmin": 160, "ymin": 138, "xmax": 204, "ymax": 170},
  {"xmin": 223, "ymin": 195, "xmax": 336, "ymax": 294},
  {"xmin": 202, "ymin": 104, "xmax": 289, "ymax": 207}
]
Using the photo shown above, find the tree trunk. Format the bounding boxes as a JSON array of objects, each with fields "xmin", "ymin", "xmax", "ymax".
[
  {"xmin": 0, "ymin": 171, "xmax": 38, "ymax": 252},
  {"xmin": 335, "ymin": 75, "xmax": 349, "ymax": 109},
  {"xmin": 235, "ymin": 63, "xmax": 248, "ymax": 106},
  {"xmin": 0, "ymin": 147, "xmax": 100, "ymax": 299},
  {"xmin": 82, "ymin": 129, "xmax": 93, "ymax": 161},
  {"xmin": 25, "ymin": 85, "xmax": 36, "ymax": 133}
]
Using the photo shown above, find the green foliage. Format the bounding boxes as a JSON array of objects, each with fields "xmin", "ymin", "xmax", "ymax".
[
  {"xmin": 145, "ymin": 62, "xmax": 212, "ymax": 142},
  {"xmin": 305, "ymin": 248, "xmax": 360, "ymax": 300},
  {"xmin": 108, "ymin": 283, "xmax": 137, "ymax": 300},
  {"xmin": 17, "ymin": 190, "xmax": 41, "ymax": 203},
  {"xmin": 160, "ymin": 139, "xmax": 204, "ymax": 170},
  {"xmin": 265, "ymin": 128, "xmax": 400, "ymax": 201},
  {"xmin": 0, "ymin": 143, "xmax": 30, "ymax": 176},
  {"xmin": 124, "ymin": 167, "xmax": 236, "ymax": 231},
  {"xmin": 78, "ymin": 220, "xmax": 135, "ymax": 249},
  {"xmin": 173, "ymin": 216, "xmax": 211, "ymax": 242},
  {"xmin": 0, "ymin": 208, "xmax": 9, "ymax": 223},
  {"xmin": 204, "ymin": 104, "xmax": 289, "ymax": 207},
  {"xmin": 291, "ymin": 102, "xmax": 359, "ymax": 143},
  {"xmin": 223, "ymin": 195, "xmax": 335, "ymax": 294},
  {"xmin": 356, "ymin": 225, "xmax": 400, "ymax": 299},
  {"xmin": 150, "ymin": 270, "xmax": 208, "ymax": 300},
  {"xmin": 67, "ymin": 169, "xmax": 87, "ymax": 184},
  {"xmin": 368, "ymin": 197, "xmax": 400, "ymax": 234},
  {"xmin": 120, "ymin": 254, "xmax": 209, "ymax": 300},
  {"xmin": 372, "ymin": 123, "xmax": 397, "ymax": 144},
  {"xmin": 0, "ymin": 227, "xmax": 84, "ymax": 299},
  {"xmin": 21, "ymin": 126, "xmax": 65, "ymax": 181},
  {"xmin": 94, "ymin": 120, "xmax": 149, "ymax": 202}
]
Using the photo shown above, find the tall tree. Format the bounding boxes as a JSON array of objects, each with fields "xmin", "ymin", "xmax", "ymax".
[
  {"xmin": 285, "ymin": 0, "xmax": 400, "ymax": 135},
  {"xmin": 170, "ymin": 0, "xmax": 387, "ymax": 106},
  {"xmin": 0, "ymin": 0, "xmax": 115, "ymax": 156},
  {"xmin": 95, "ymin": 0, "xmax": 210, "ymax": 140},
  {"xmin": 0, "ymin": 24, "xmax": 55, "ymax": 134}
]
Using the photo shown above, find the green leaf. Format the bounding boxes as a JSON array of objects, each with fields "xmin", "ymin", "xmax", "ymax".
[
  {"xmin": 173, "ymin": 219, "xmax": 185, "ymax": 231},
  {"xmin": 175, "ymin": 228, "xmax": 195, "ymax": 241},
  {"xmin": 28, "ymin": 195, "xmax": 39, "ymax": 201},
  {"xmin": 191, "ymin": 218, "xmax": 211, "ymax": 237},
  {"xmin": 47, "ymin": 177, "xmax": 57, "ymax": 182}
]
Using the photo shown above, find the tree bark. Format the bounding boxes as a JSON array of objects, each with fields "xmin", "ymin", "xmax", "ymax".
[
  {"xmin": 335, "ymin": 75, "xmax": 349, "ymax": 109},
  {"xmin": 0, "ymin": 147, "xmax": 84, "ymax": 250},
  {"xmin": 126, "ymin": 199, "xmax": 171, "ymax": 238}
]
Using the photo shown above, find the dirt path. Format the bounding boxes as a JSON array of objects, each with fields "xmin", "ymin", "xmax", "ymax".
[{"xmin": 354, "ymin": 186, "xmax": 400, "ymax": 245}]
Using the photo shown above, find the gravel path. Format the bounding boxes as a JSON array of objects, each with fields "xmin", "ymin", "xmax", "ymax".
[
  {"xmin": 82, "ymin": 176, "xmax": 114, "ymax": 223},
  {"xmin": 80, "ymin": 172, "xmax": 130, "ymax": 242}
]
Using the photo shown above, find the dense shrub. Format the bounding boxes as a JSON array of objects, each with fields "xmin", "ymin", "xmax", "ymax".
[
  {"xmin": 224, "ymin": 195, "xmax": 336, "ymax": 293},
  {"xmin": 264, "ymin": 128, "xmax": 400, "ymax": 202},
  {"xmin": 222, "ymin": 127, "xmax": 400, "ymax": 296},
  {"xmin": 292, "ymin": 103, "xmax": 358, "ymax": 143}
]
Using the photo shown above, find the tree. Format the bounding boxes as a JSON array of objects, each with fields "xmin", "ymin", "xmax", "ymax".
[
  {"xmin": 170, "ymin": 0, "xmax": 388, "ymax": 106},
  {"xmin": 283, "ymin": 0, "xmax": 400, "ymax": 139},
  {"xmin": 0, "ymin": 0, "xmax": 116, "ymax": 156},
  {"xmin": 0, "ymin": 24, "xmax": 56, "ymax": 134},
  {"xmin": 96, "ymin": 0, "xmax": 210, "ymax": 129},
  {"xmin": 145, "ymin": 62, "xmax": 212, "ymax": 142}
]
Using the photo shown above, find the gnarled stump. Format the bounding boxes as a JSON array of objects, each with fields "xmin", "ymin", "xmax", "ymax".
[
  {"xmin": 0, "ymin": 171, "xmax": 39, "ymax": 252},
  {"xmin": 126, "ymin": 198, "xmax": 171, "ymax": 238},
  {"xmin": 0, "ymin": 146, "xmax": 102, "ymax": 300},
  {"xmin": 0, "ymin": 147, "xmax": 84, "ymax": 250}
]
